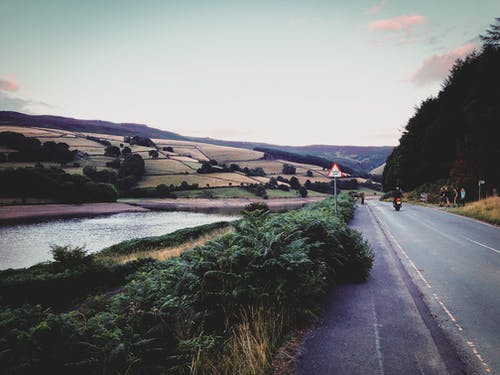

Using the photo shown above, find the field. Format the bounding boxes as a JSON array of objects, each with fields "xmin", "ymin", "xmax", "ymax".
[
  {"xmin": 152, "ymin": 139, "xmax": 263, "ymax": 162},
  {"xmin": 175, "ymin": 187, "xmax": 258, "ymax": 199},
  {"xmin": 1, "ymin": 125, "xmax": 370, "ymax": 199},
  {"xmin": 138, "ymin": 172, "xmax": 266, "ymax": 188},
  {"xmin": 143, "ymin": 159, "xmax": 194, "ymax": 175},
  {"xmin": 0, "ymin": 126, "xmax": 58, "ymax": 137}
]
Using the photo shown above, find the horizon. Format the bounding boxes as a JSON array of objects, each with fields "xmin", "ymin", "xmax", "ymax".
[
  {"xmin": 0, "ymin": 109, "xmax": 397, "ymax": 148},
  {"xmin": 1, "ymin": 1, "xmax": 498, "ymax": 146}
]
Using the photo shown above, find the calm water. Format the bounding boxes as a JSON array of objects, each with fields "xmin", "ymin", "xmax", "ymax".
[{"xmin": 0, "ymin": 211, "xmax": 238, "ymax": 270}]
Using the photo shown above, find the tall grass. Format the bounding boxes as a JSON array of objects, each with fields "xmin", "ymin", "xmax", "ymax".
[
  {"xmin": 110, "ymin": 227, "xmax": 233, "ymax": 263},
  {"xmin": 450, "ymin": 196, "xmax": 500, "ymax": 225},
  {"xmin": 191, "ymin": 305, "xmax": 286, "ymax": 375}
]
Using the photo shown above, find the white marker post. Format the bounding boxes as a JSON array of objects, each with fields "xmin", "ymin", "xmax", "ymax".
[
  {"xmin": 327, "ymin": 162, "xmax": 343, "ymax": 213},
  {"xmin": 478, "ymin": 180, "xmax": 485, "ymax": 200}
]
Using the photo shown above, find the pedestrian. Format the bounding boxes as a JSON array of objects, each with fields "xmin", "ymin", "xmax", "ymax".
[
  {"xmin": 439, "ymin": 187, "xmax": 445, "ymax": 207},
  {"xmin": 460, "ymin": 187, "xmax": 466, "ymax": 206},
  {"xmin": 452, "ymin": 187, "xmax": 458, "ymax": 207},
  {"xmin": 360, "ymin": 192, "xmax": 365, "ymax": 205},
  {"xmin": 444, "ymin": 186, "xmax": 451, "ymax": 207}
]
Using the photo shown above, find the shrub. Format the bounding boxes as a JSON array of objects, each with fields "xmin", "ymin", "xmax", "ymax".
[
  {"xmin": 50, "ymin": 245, "xmax": 90, "ymax": 270},
  {"xmin": 243, "ymin": 202, "xmax": 270, "ymax": 215}
]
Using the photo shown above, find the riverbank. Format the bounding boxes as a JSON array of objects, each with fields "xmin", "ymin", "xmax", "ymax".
[
  {"xmin": 121, "ymin": 197, "xmax": 326, "ymax": 214},
  {"xmin": 0, "ymin": 197, "xmax": 327, "ymax": 224},
  {"xmin": 0, "ymin": 202, "xmax": 150, "ymax": 224}
]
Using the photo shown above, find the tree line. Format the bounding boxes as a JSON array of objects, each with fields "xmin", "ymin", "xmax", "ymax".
[
  {"xmin": 0, "ymin": 131, "xmax": 76, "ymax": 164},
  {"xmin": 383, "ymin": 21, "xmax": 500, "ymax": 196}
]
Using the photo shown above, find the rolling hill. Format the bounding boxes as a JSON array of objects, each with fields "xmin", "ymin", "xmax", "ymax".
[
  {"xmin": 0, "ymin": 112, "xmax": 392, "ymax": 176},
  {"xmin": 0, "ymin": 111, "xmax": 189, "ymax": 141}
]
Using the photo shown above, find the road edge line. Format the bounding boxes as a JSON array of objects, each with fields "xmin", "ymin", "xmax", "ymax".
[{"xmin": 366, "ymin": 203, "xmax": 481, "ymax": 375}]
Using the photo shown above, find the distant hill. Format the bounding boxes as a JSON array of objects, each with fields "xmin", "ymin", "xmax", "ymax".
[
  {"xmin": 0, "ymin": 111, "xmax": 392, "ymax": 176},
  {"xmin": 370, "ymin": 163, "xmax": 385, "ymax": 176},
  {"xmin": 191, "ymin": 137, "xmax": 393, "ymax": 176},
  {"xmin": 0, "ymin": 111, "xmax": 189, "ymax": 141}
]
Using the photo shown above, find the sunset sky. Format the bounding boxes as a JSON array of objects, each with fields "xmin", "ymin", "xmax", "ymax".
[{"xmin": 1, "ymin": 0, "xmax": 498, "ymax": 146}]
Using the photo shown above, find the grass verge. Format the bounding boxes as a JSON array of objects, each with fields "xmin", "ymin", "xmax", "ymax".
[
  {"xmin": 98, "ymin": 220, "xmax": 233, "ymax": 257},
  {"xmin": 449, "ymin": 196, "xmax": 499, "ymax": 225},
  {"xmin": 109, "ymin": 226, "xmax": 233, "ymax": 263}
]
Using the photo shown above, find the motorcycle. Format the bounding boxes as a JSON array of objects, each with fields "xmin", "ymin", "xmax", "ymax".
[{"xmin": 393, "ymin": 197, "xmax": 402, "ymax": 211}]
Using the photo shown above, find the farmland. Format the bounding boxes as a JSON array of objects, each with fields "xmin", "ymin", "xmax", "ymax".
[{"xmin": 0, "ymin": 124, "xmax": 357, "ymax": 201}]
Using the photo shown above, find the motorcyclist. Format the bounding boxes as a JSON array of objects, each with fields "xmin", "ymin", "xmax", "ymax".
[{"xmin": 392, "ymin": 187, "xmax": 403, "ymax": 204}]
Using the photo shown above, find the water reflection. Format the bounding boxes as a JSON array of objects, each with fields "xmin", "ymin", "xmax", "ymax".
[{"xmin": 0, "ymin": 211, "xmax": 238, "ymax": 270}]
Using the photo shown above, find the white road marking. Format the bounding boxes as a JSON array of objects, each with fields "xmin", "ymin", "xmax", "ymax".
[
  {"xmin": 369, "ymin": 207, "xmax": 432, "ymax": 289},
  {"xmin": 371, "ymin": 293, "xmax": 385, "ymax": 375},
  {"xmin": 367, "ymin": 202, "xmax": 493, "ymax": 373},
  {"xmin": 464, "ymin": 237, "xmax": 500, "ymax": 255}
]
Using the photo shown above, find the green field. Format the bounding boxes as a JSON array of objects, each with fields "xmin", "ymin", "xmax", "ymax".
[{"xmin": 175, "ymin": 187, "xmax": 258, "ymax": 199}]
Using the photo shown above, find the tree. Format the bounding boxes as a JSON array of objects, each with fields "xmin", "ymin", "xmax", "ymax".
[
  {"xmin": 382, "ymin": 42, "xmax": 500, "ymax": 194},
  {"xmin": 119, "ymin": 154, "xmax": 145, "ymax": 180},
  {"xmin": 155, "ymin": 184, "xmax": 171, "ymax": 197},
  {"xmin": 106, "ymin": 158, "xmax": 121, "ymax": 169},
  {"xmin": 267, "ymin": 177, "xmax": 278, "ymax": 189},
  {"xmin": 299, "ymin": 186, "xmax": 308, "ymax": 198},
  {"xmin": 480, "ymin": 18, "xmax": 500, "ymax": 47},
  {"xmin": 105, "ymin": 145, "xmax": 121, "ymax": 157},
  {"xmin": 306, "ymin": 170, "xmax": 313, "ymax": 177},
  {"xmin": 289, "ymin": 176, "xmax": 301, "ymax": 190},
  {"xmin": 282, "ymin": 163, "xmax": 296, "ymax": 174},
  {"xmin": 122, "ymin": 146, "xmax": 132, "ymax": 156},
  {"xmin": 148, "ymin": 150, "xmax": 159, "ymax": 158}
]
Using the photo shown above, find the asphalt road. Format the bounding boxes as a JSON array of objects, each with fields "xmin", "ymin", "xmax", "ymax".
[{"xmin": 297, "ymin": 201, "xmax": 499, "ymax": 374}]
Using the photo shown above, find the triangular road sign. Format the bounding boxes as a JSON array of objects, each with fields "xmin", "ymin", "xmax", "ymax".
[{"xmin": 328, "ymin": 162, "xmax": 343, "ymax": 178}]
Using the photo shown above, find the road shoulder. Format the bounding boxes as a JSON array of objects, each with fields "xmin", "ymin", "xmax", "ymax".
[{"xmin": 296, "ymin": 203, "xmax": 466, "ymax": 374}]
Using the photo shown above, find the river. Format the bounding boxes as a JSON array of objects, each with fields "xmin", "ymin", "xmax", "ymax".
[{"xmin": 0, "ymin": 211, "xmax": 238, "ymax": 270}]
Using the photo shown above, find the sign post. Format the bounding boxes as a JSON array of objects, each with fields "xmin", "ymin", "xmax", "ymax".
[
  {"xmin": 327, "ymin": 162, "xmax": 343, "ymax": 213},
  {"xmin": 478, "ymin": 180, "xmax": 485, "ymax": 200}
]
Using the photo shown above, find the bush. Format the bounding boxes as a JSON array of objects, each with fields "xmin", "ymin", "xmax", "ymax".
[
  {"xmin": 0, "ymin": 257, "xmax": 156, "ymax": 308},
  {"xmin": 50, "ymin": 245, "xmax": 91, "ymax": 270},
  {"xmin": 243, "ymin": 202, "xmax": 270, "ymax": 214}
]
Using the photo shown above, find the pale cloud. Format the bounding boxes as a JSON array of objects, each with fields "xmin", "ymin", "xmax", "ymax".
[
  {"xmin": 365, "ymin": 0, "xmax": 389, "ymax": 15},
  {"xmin": 411, "ymin": 43, "xmax": 477, "ymax": 86},
  {"xmin": 368, "ymin": 15, "xmax": 426, "ymax": 33},
  {"xmin": 0, "ymin": 92, "xmax": 54, "ymax": 113},
  {"xmin": 0, "ymin": 78, "xmax": 20, "ymax": 92}
]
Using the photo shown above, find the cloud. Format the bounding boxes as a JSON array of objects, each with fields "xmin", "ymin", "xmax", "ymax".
[
  {"xmin": 0, "ymin": 92, "xmax": 54, "ymax": 113},
  {"xmin": 0, "ymin": 78, "xmax": 19, "ymax": 92},
  {"xmin": 411, "ymin": 43, "xmax": 477, "ymax": 86},
  {"xmin": 365, "ymin": 0, "xmax": 389, "ymax": 15},
  {"xmin": 368, "ymin": 14, "xmax": 426, "ymax": 33}
]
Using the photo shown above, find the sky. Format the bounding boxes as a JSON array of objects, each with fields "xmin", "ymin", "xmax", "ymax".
[{"xmin": 0, "ymin": 0, "xmax": 498, "ymax": 146}]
